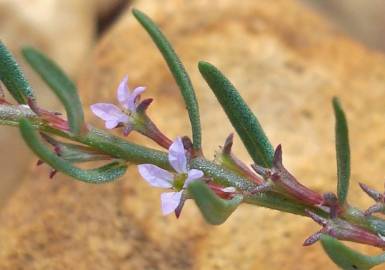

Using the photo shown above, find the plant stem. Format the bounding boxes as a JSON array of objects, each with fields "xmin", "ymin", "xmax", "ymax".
[{"xmin": 2, "ymin": 103, "xmax": 385, "ymax": 240}]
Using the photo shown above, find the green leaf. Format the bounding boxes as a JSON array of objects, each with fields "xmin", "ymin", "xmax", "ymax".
[
  {"xmin": 132, "ymin": 9, "xmax": 202, "ymax": 151},
  {"xmin": 320, "ymin": 235, "xmax": 385, "ymax": 270},
  {"xmin": 198, "ymin": 61, "xmax": 274, "ymax": 167},
  {"xmin": 0, "ymin": 42, "xmax": 34, "ymax": 104},
  {"xmin": 333, "ymin": 97, "xmax": 350, "ymax": 205},
  {"xmin": 22, "ymin": 47, "xmax": 85, "ymax": 135},
  {"xmin": 188, "ymin": 181, "xmax": 243, "ymax": 225},
  {"xmin": 19, "ymin": 118, "xmax": 127, "ymax": 183}
]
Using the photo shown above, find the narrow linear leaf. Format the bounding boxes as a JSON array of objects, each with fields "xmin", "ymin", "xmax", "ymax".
[
  {"xmin": 19, "ymin": 119, "xmax": 127, "ymax": 183},
  {"xmin": 333, "ymin": 97, "xmax": 350, "ymax": 205},
  {"xmin": 188, "ymin": 181, "xmax": 243, "ymax": 225},
  {"xmin": 0, "ymin": 42, "xmax": 34, "ymax": 104},
  {"xmin": 320, "ymin": 234, "xmax": 385, "ymax": 270},
  {"xmin": 22, "ymin": 47, "xmax": 85, "ymax": 135},
  {"xmin": 198, "ymin": 61, "xmax": 274, "ymax": 167},
  {"xmin": 132, "ymin": 9, "xmax": 202, "ymax": 150}
]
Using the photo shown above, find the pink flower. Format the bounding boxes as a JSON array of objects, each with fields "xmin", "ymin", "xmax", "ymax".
[
  {"xmin": 90, "ymin": 76, "xmax": 145, "ymax": 135},
  {"xmin": 138, "ymin": 137, "xmax": 204, "ymax": 215}
]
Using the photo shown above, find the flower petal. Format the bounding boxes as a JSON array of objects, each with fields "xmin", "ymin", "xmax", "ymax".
[
  {"xmin": 161, "ymin": 191, "xmax": 183, "ymax": 215},
  {"xmin": 105, "ymin": 120, "xmax": 119, "ymax": 129},
  {"xmin": 168, "ymin": 137, "xmax": 187, "ymax": 173},
  {"xmin": 138, "ymin": 164, "xmax": 173, "ymax": 188},
  {"xmin": 184, "ymin": 169, "xmax": 204, "ymax": 187},
  {"xmin": 125, "ymin": 86, "xmax": 146, "ymax": 111},
  {"xmin": 117, "ymin": 76, "xmax": 130, "ymax": 107},
  {"xmin": 90, "ymin": 103, "xmax": 129, "ymax": 129}
]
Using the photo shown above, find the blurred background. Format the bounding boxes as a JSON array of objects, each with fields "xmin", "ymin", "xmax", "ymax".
[
  {"xmin": 0, "ymin": 0, "xmax": 384, "ymax": 269},
  {"xmin": 303, "ymin": 0, "xmax": 385, "ymax": 51}
]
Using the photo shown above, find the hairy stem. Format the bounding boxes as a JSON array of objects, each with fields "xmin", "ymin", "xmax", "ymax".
[{"xmin": 2, "ymin": 104, "xmax": 385, "ymax": 239}]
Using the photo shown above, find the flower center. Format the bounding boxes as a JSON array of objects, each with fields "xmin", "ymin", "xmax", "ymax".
[
  {"xmin": 173, "ymin": 173, "xmax": 188, "ymax": 191},
  {"xmin": 123, "ymin": 108, "xmax": 134, "ymax": 117}
]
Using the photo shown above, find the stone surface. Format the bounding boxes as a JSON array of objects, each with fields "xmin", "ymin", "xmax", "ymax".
[
  {"xmin": 0, "ymin": 0, "xmax": 96, "ymax": 85},
  {"xmin": 303, "ymin": 0, "xmax": 385, "ymax": 52},
  {"xmin": 96, "ymin": 0, "xmax": 129, "ymax": 20},
  {"xmin": 1, "ymin": 0, "xmax": 385, "ymax": 269}
]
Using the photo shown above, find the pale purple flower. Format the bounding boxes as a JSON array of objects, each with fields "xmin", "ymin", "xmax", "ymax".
[
  {"xmin": 90, "ymin": 76, "xmax": 145, "ymax": 134},
  {"xmin": 138, "ymin": 137, "xmax": 204, "ymax": 215}
]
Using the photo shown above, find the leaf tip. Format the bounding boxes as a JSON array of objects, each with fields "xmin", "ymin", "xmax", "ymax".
[{"xmin": 197, "ymin": 61, "xmax": 212, "ymax": 73}]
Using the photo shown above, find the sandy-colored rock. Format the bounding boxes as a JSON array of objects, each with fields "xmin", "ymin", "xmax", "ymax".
[
  {"xmin": 0, "ymin": 0, "xmax": 96, "ymax": 82},
  {"xmin": 303, "ymin": 0, "xmax": 385, "ymax": 51},
  {"xmin": 95, "ymin": 0, "xmax": 129, "ymax": 20},
  {"xmin": 0, "ymin": 0, "xmax": 385, "ymax": 269}
]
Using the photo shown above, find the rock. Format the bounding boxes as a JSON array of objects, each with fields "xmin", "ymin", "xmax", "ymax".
[
  {"xmin": 1, "ymin": 0, "xmax": 385, "ymax": 269},
  {"xmin": 302, "ymin": 0, "xmax": 385, "ymax": 51},
  {"xmin": 95, "ymin": 0, "xmax": 129, "ymax": 21},
  {"xmin": 0, "ymin": 0, "xmax": 96, "ymax": 81}
]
